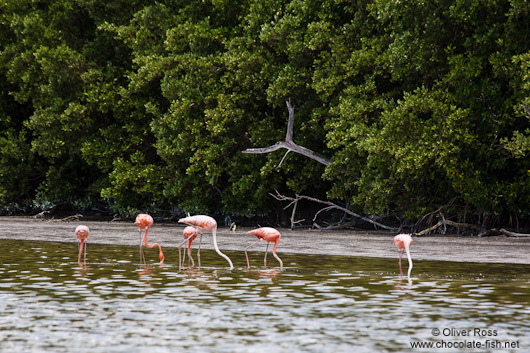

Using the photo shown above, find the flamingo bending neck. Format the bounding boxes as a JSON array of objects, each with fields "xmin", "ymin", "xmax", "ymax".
[
  {"xmin": 212, "ymin": 227, "xmax": 234, "ymax": 269},
  {"xmin": 143, "ymin": 226, "xmax": 165, "ymax": 265}
]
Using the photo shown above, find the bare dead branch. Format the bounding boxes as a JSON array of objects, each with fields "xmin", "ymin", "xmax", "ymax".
[
  {"xmin": 242, "ymin": 100, "xmax": 330, "ymax": 166},
  {"xmin": 414, "ymin": 215, "xmax": 530, "ymax": 237},
  {"xmin": 313, "ymin": 205, "xmax": 336, "ymax": 221},
  {"xmin": 59, "ymin": 214, "xmax": 83, "ymax": 222},
  {"xmin": 290, "ymin": 195, "xmax": 300, "ymax": 229},
  {"xmin": 277, "ymin": 150, "xmax": 291, "ymax": 168},
  {"xmin": 481, "ymin": 228, "xmax": 530, "ymax": 237},
  {"xmin": 415, "ymin": 197, "xmax": 460, "ymax": 229},
  {"xmin": 270, "ymin": 190, "xmax": 398, "ymax": 231},
  {"xmin": 285, "ymin": 99, "xmax": 294, "ymax": 142},
  {"xmin": 415, "ymin": 219, "xmax": 482, "ymax": 236}
]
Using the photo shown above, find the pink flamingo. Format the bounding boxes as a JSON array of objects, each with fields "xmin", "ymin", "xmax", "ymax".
[
  {"xmin": 245, "ymin": 227, "xmax": 283, "ymax": 270},
  {"xmin": 135, "ymin": 214, "xmax": 164, "ymax": 265},
  {"xmin": 178, "ymin": 226, "xmax": 198, "ymax": 270},
  {"xmin": 393, "ymin": 233, "xmax": 413, "ymax": 278},
  {"xmin": 178, "ymin": 215, "xmax": 234, "ymax": 269},
  {"xmin": 75, "ymin": 225, "xmax": 89, "ymax": 265}
]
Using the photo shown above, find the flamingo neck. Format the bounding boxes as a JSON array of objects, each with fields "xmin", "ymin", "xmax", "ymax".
[
  {"xmin": 272, "ymin": 240, "xmax": 283, "ymax": 269},
  {"xmin": 143, "ymin": 226, "xmax": 164, "ymax": 264},
  {"xmin": 405, "ymin": 244, "xmax": 413, "ymax": 278},
  {"xmin": 212, "ymin": 227, "xmax": 234, "ymax": 270},
  {"xmin": 143, "ymin": 227, "xmax": 150, "ymax": 247},
  {"xmin": 272, "ymin": 239, "xmax": 279, "ymax": 252}
]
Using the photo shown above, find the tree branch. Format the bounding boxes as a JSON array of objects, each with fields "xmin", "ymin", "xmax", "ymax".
[
  {"xmin": 285, "ymin": 98, "xmax": 294, "ymax": 142},
  {"xmin": 242, "ymin": 100, "xmax": 330, "ymax": 166}
]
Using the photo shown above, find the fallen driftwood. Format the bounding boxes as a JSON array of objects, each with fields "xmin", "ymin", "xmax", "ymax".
[
  {"xmin": 33, "ymin": 210, "xmax": 51, "ymax": 220},
  {"xmin": 33, "ymin": 211, "xmax": 83, "ymax": 222},
  {"xmin": 414, "ymin": 219, "xmax": 530, "ymax": 237},
  {"xmin": 479, "ymin": 228, "xmax": 530, "ymax": 238},
  {"xmin": 415, "ymin": 219, "xmax": 482, "ymax": 236},
  {"xmin": 58, "ymin": 214, "xmax": 83, "ymax": 222},
  {"xmin": 270, "ymin": 190, "xmax": 398, "ymax": 231}
]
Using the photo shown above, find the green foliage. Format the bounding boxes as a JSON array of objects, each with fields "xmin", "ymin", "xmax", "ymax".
[{"xmin": 1, "ymin": 0, "xmax": 530, "ymax": 224}]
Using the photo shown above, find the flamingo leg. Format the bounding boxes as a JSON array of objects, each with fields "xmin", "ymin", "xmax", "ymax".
[
  {"xmin": 245, "ymin": 239, "xmax": 262, "ymax": 269},
  {"xmin": 197, "ymin": 232, "xmax": 203, "ymax": 269},
  {"xmin": 398, "ymin": 250, "xmax": 404, "ymax": 277},
  {"xmin": 182, "ymin": 244, "xmax": 187, "ymax": 268},
  {"xmin": 178, "ymin": 246, "xmax": 182, "ymax": 270},
  {"xmin": 83, "ymin": 240, "xmax": 87, "ymax": 265},
  {"xmin": 264, "ymin": 242, "xmax": 269, "ymax": 268},
  {"xmin": 177, "ymin": 238, "xmax": 188, "ymax": 270},
  {"xmin": 77, "ymin": 240, "xmax": 83, "ymax": 265},
  {"xmin": 187, "ymin": 240, "xmax": 195, "ymax": 268},
  {"xmin": 139, "ymin": 229, "xmax": 146, "ymax": 265}
]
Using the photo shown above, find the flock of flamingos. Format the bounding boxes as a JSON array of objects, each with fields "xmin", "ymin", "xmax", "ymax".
[{"xmin": 73, "ymin": 214, "xmax": 414, "ymax": 279}]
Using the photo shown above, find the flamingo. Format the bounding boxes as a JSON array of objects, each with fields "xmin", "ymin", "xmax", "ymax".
[
  {"xmin": 393, "ymin": 233, "xmax": 413, "ymax": 278},
  {"xmin": 178, "ymin": 215, "xmax": 234, "ymax": 269},
  {"xmin": 178, "ymin": 226, "xmax": 198, "ymax": 270},
  {"xmin": 75, "ymin": 225, "xmax": 89, "ymax": 265},
  {"xmin": 135, "ymin": 214, "xmax": 164, "ymax": 265},
  {"xmin": 245, "ymin": 227, "xmax": 283, "ymax": 270}
]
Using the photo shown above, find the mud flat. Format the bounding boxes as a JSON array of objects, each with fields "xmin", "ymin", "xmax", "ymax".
[{"xmin": 1, "ymin": 216, "xmax": 529, "ymax": 264}]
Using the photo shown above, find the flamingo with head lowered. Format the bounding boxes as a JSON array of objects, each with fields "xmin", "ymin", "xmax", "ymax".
[
  {"xmin": 178, "ymin": 215, "xmax": 233, "ymax": 269},
  {"xmin": 75, "ymin": 225, "xmax": 89, "ymax": 265},
  {"xmin": 178, "ymin": 226, "xmax": 198, "ymax": 270},
  {"xmin": 245, "ymin": 227, "xmax": 283, "ymax": 270},
  {"xmin": 393, "ymin": 233, "xmax": 413, "ymax": 279},
  {"xmin": 135, "ymin": 214, "xmax": 164, "ymax": 265}
]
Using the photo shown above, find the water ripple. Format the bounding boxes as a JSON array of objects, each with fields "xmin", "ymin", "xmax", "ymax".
[{"xmin": 0, "ymin": 239, "xmax": 529, "ymax": 352}]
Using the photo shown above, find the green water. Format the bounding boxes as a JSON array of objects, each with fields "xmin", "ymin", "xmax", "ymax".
[{"xmin": 0, "ymin": 239, "xmax": 529, "ymax": 352}]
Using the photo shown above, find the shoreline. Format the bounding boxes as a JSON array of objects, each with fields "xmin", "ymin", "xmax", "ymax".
[{"xmin": 1, "ymin": 216, "xmax": 530, "ymax": 265}]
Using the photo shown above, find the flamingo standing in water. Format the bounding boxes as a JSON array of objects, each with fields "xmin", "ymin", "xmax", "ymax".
[
  {"xmin": 75, "ymin": 225, "xmax": 89, "ymax": 265},
  {"xmin": 135, "ymin": 214, "xmax": 164, "ymax": 265},
  {"xmin": 245, "ymin": 227, "xmax": 283, "ymax": 270},
  {"xmin": 393, "ymin": 233, "xmax": 413, "ymax": 278},
  {"xmin": 178, "ymin": 215, "xmax": 234, "ymax": 269},
  {"xmin": 178, "ymin": 226, "xmax": 198, "ymax": 270}
]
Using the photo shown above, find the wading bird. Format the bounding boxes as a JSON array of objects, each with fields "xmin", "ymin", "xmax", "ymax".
[
  {"xmin": 245, "ymin": 227, "xmax": 283, "ymax": 270},
  {"xmin": 75, "ymin": 225, "xmax": 89, "ymax": 265},
  {"xmin": 135, "ymin": 214, "xmax": 164, "ymax": 265},
  {"xmin": 178, "ymin": 215, "xmax": 234, "ymax": 269},
  {"xmin": 178, "ymin": 226, "xmax": 198, "ymax": 270},
  {"xmin": 393, "ymin": 233, "xmax": 413, "ymax": 278}
]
